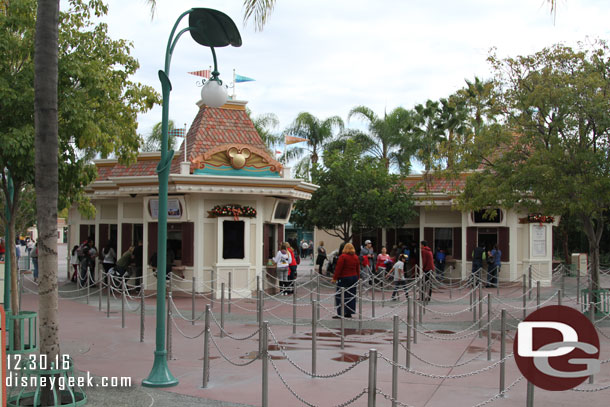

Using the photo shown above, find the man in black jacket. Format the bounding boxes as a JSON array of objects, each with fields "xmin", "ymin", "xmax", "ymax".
[{"xmin": 471, "ymin": 242, "xmax": 486, "ymax": 286}]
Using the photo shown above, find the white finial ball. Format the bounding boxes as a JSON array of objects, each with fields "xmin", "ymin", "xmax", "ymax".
[{"xmin": 201, "ymin": 80, "xmax": 227, "ymax": 108}]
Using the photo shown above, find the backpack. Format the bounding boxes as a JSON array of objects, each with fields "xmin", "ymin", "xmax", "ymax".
[{"xmin": 295, "ymin": 254, "xmax": 301, "ymax": 265}]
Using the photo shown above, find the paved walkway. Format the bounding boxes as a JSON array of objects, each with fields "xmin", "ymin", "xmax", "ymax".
[{"xmin": 10, "ymin": 245, "xmax": 610, "ymax": 406}]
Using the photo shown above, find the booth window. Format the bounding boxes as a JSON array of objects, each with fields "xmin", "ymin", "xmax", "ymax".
[
  {"xmin": 472, "ymin": 209, "xmax": 502, "ymax": 223},
  {"xmin": 223, "ymin": 221, "xmax": 245, "ymax": 259},
  {"xmin": 434, "ymin": 228, "xmax": 453, "ymax": 256}
]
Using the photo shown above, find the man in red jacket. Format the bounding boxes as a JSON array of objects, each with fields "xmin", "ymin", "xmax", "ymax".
[{"xmin": 420, "ymin": 240, "xmax": 434, "ymax": 304}]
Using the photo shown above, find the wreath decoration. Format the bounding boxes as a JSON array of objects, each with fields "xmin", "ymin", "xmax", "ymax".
[
  {"xmin": 208, "ymin": 204, "xmax": 257, "ymax": 220},
  {"xmin": 518, "ymin": 214, "xmax": 554, "ymax": 224}
]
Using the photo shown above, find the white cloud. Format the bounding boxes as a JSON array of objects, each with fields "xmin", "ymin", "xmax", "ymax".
[{"xmin": 96, "ymin": 0, "xmax": 610, "ymax": 136}]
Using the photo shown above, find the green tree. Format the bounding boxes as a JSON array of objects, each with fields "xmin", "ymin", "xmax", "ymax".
[
  {"xmin": 458, "ymin": 41, "xmax": 610, "ymax": 302},
  {"xmin": 347, "ymin": 105, "xmax": 413, "ymax": 173},
  {"xmin": 410, "ymin": 100, "xmax": 444, "ymax": 174},
  {"xmin": 292, "ymin": 141, "xmax": 415, "ymax": 242},
  {"xmin": 283, "ymin": 112, "xmax": 344, "ymax": 180}
]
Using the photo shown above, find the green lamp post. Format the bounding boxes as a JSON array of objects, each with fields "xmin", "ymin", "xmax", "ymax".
[{"xmin": 142, "ymin": 8, "xmax": 241, "ymax": 388}]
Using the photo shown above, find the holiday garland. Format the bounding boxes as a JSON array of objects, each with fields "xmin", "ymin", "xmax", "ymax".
[
  {"xmin": 209, "ymin": 204, "xmax": 257, "ymax": 219},
  {"xmin": 519, "ymin": 214, "xmax": 554, "ymax": 224}
]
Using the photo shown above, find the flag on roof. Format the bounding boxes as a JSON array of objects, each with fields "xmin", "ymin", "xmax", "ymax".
[
  {"xmin": 188, "ymin": 69, "xmax": 211, "ymax": 79},
  {"xmin": 275, "ymin": 150, "xmax": 282, "ymax": 155},
  {"xmin": 235, "ymin": 74, "xmax": 255, "ymax": 83},
  {"xmin": 168, "ymin": 128, "xmax": 186, "ymax": 137},
  {"xmin": 285, "ymin": 136, "xmax": 308, "ymax": 145}
]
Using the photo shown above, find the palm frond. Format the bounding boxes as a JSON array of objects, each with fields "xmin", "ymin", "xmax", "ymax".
[{"xmin": 243, "ymin": 0, "xmax": 276, "ymax": 31}]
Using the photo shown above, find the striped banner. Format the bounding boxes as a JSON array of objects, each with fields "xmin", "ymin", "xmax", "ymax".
[
  {"xmin": 188, "ymin": 69, "xmax": 211, "ymax": 79},
  {"xmin": 168, "ymin": 128, "xmax": 186, "ymax": 137}
]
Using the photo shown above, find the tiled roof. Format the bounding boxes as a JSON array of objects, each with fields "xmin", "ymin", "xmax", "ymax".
[
  {"xmin": 94, "ymin": 101, "xmax": 274, "ymax": 180},
  {"xmin": 403, "ymin": 174, "xmax": 467, "ymax": 195},
  {"xmin": 171, "ymin": 102, "xmax": 269, "ymax": 173},
  {"xmin": 95, "ymin": 157, "xmax": 160, "ymax": 181}
]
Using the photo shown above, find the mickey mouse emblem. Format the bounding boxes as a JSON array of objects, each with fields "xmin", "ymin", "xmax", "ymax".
[{"xmin": 227, "ymin": 147, "xmax": 251, "ymax": 169}]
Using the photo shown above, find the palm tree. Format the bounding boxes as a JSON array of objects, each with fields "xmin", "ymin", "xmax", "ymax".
[
  {"xmin": 410, "ymin": 99, "xmax": 444, "ymax": 174},
  {"xmin": 246, "ymin": 108, "xmax": 281, "ymax": 152},
  {"xmin": 141, "ymin": 120, "xmax": 177, "ymax": 152},
  {"xmin": 347, "ymin": 105, "xmax": 412, "ymax": 173},
  {"xmin": 283, "ymin": 112, "xmax": 344, "ymax": 179}
]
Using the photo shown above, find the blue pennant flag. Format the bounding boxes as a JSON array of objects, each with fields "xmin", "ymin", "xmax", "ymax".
[{"xmin": 235, "ymin": 74, "xmax": 255, "ymax": 83}]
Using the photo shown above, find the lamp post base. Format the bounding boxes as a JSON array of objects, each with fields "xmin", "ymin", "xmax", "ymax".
[{"xmin": 142, "ymin": 350, "xmax": 179, "ymax": 388}]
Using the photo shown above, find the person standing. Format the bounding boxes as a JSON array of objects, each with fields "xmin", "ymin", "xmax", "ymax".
[
  {"xmin": 420, "ymin": 240, "xmax": 434, "ymax": 304},
  {"xmin": 331, "ymin": 243, "xmax": 360, "ymax": 318},
  {"xmin": 70, "ymin": 245, "xmax": 79, "ymax": 282},
  {"xmin": 487, "ymin": 244, "xmax": 502, "ymax": 288},
  {"xmin": 286, "ymin": 242, "xmax": 298, "ymax": 295},
  {"xmin": 375, "ymin": 247, "xmax": 391, "ymax": 274},
  {"xmin": 133, "ymin": 240, "xmax": 144, "ymax": 291},
  {"xmin": 360, "ymin": 240, "xmax": 375, "ymax": 284},
  {"xmin": 102, "ymin": 242, "xmax": 116, "ymax": 275},
  {"xmin": 87, "ymin": 241, "xmax": 98, "ymax": 286},
  {"xmin": 31, "ymin": 242, "xmax": 39, "ymax": 282},
  {"xmin": 316, "ymin": 241, "xmax": 327, "ymax": 275},
  {"xmin": 78, "ymin": 240, "xmax": 91, "ymax": 287},
  {"xmin": 387, "ymin": 254, "xmax": 408, "ymax": 301},
  {"xmin": 273, "ymin": 243, "xmax": 291, "ymax": 295},
  {"xmin": 435, "ymin": 248, "xmax": 446, "ymax": 278},
  {"xmin": 471, "ymin": 242, "xmax": 486, "ymax": 286}
]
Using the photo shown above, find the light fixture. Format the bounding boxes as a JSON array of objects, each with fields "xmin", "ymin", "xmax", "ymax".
[{"xmin": 201, "ymin": 79, "xmax": 227, "ymax": 107}]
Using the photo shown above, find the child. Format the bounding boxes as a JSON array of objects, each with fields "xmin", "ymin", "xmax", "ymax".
[
  {"xmin": 70, "ymin": 245, "xmax": 79, "ymax": 282},
  {"xmin": 386, "ymin": 254, "xmax": 409, "ymax": 301}
]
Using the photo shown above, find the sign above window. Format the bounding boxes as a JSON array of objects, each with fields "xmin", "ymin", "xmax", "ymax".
[
  {"xmin": 145, "ymin": 196, "xmax": 187, "ymax": 221},
  {"xmin": 472, "ymin": 209, "xmax": 503, "ymax": 224}
]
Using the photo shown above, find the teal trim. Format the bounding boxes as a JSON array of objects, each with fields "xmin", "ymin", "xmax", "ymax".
[{"xmin": 194, "ymin": 165, "xmax": 281, "ymax": 177}]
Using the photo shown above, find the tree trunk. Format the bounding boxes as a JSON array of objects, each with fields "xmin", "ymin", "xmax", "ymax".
[
  {"xmin": 34, "ymin": 0, "xmax": 60, "ymax": 404},
  {"xmin": 581, "ymin": 216, "xmax": 602, "ymax": 315}
]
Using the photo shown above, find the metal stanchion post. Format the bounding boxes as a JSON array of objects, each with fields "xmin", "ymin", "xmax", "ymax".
[
  {"xmin": 312, "ymin": 300, "xmax": 317, "ymax": 376},
  {"xmin": 449, "ymin": 281, "xmax": 452, "ymax": 299},
  {"xmin": 220, "ymin": 282, "xmax": 225, "ymax": 338},
  {"xmin": 167, "ymin": 289, "xmax": 173, "ymax": 360},
  {"xmin": 372, "ymin": 280, "xmax": 376, "ymax": 318},
  {"xmin": 561, "ymin": 271, "xmax": 565, "ymax": 298},
  {"xmin": 87, "ymin": 272, "xmax": 90, "ymax": 304},
  {"xmin": 536, "ymin": 280, "xmax": 540, "ymax": 310},
  {"xmin": 413, "ymin": 296, "xmax": 418, "ymax": 345},
  {"xmin": 558, "ymin": 289, "xmax": 562, "ymax": 306},
  {"xmin": 140, "ymin": 287, "xmax": 145, "ymax": 343},
  {"xmin": 228, "ymin": 272, "xmax": 232, "ymax": 314},
  {"xmin": 382, "ymin": 282, "xmax": 385, "ymax": 307},
  {"xmin": 292, "ymin": 284, "xmax": 297, "ymax": 335},
  {"xmin": 358, "ymin": 280, "xmax": 363, "ymax": 333},
  {"xmin": 487, "ymin": 293, "xmax": 491, "ymax": 361},
  {"xmin": 192, "ymin": 276, "xmax": 196, "ymax": 325},
  {"xmin": 121, "ymin": 277, "xmax": 126, "ymax": 329},
  {"xmin": 526, "ymin": 381, "xmax": 534, "ymax": 407},
  {"xmin": 499, "ymin": 309, "xmax": 506, "ymax": 397},
  {"xmin": 367, "ymin": 349, "xmax": 378, "ymax": 407},
  {"xmin": 392, "ymin": 315, "xmax": 398, "ymax": 407},
  {"xmin": 258, "ymin": 288, "xmax": 263, "ymax": 357},
  {"xmin": 522, "ymin": 274, "xmax": 527, "ymax": 320},
  {"xmin": 527, "ymin": 264, "xmax": 533, "ymax": 300},
  {"xmin": 577, "ymin": 271, "xmax": 581, "ymax": 304},
  {"xmin": 340, "ymin": 288, "xmax": 345, "ymax": 349},
  {"xmin": 210, "ymin": 270, "xmax": 214, "ymax": 309},
  {"xmin": 257, "ymin": 276, "xmax": 261, "ymax": 324},
  {"xmin": 262, "ymin": 321, "xmax": 269, "ymax": 407},
  {"xmin": 316, "ymin": 274, "xmax": 320, "ymax": 321},
  {"xmin": 106, "ymin": 274, "xmax": 110, "ymax": 318},
  {"xmin": 473, "ymin": 285, "xmax": 477, "ymax": 324},
  {"xmin": 589, "ymin": 300, "xmax": 595, "ymax": 384},
  {"xmin": 478, "ymin": 284, "xmax": 483, "ymax": 338},
  {"xmin": 98, "ymin": 272, "xmax": 102, "ymax": 312},
  {"xmin": 202, "ymin": 305, "xmax": 210, "ymax": 388},
  {"xmin": 406, "ymin": 296, "xmax": 412, "ymax": 368}
]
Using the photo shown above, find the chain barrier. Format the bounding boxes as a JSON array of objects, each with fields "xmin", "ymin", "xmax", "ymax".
[
  {"xmin": 399, "ymin": 315, "xmax": 500, "ymax": 341},
  {"xmin": 169, "ymin": 314, "xmax": 207, "ymax": 340},
  {"xmin": 269, "ymin": 357, "xmax": 368, "ymax": 407},
  {"xmin": 208, "ymin": 311, "xmax": 261, "ymax": 341},
  {"xmin": 379, "ymin": 352, "xmax": 514, "ymax": 379},
  {"xmin": 471, "ymin": 375, "xmax": 524, "ymax": 407},
  {"xmin": 375, "ymin": 389, "xmax": 415, "ymax": 407},
  {"xmin": 208, "ymin": 331, "xmax": 260, "ymax": 367},
  {"xmin": 400, "ymin": 337, "xmax": 498, "ymax": 368},
  {"xmin": 268, "ymin": 328, "xmax": 368, "ymax": 378}
]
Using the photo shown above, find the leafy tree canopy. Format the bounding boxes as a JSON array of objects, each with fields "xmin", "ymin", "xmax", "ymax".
[
  {"xmin": 292, "ymin": 141, "xmax": 415, "ymax": 242},
  {"xmin": 0, "ymin": 0, "xmax": 159, "ymax": 214},
  {"xmin": 455, "ymin": 41, "xmax": 610, "ymax": 290}
]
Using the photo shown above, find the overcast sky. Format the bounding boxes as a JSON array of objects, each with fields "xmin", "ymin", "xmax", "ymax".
[{"xmin": 100, "ymin": 0, "xmax": 610, "ymax": 141}]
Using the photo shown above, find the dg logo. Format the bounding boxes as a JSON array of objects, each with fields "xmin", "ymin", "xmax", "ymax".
[{"xmin": 514, "ymin": 305, "xmax": 601, "ymax": 391}]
